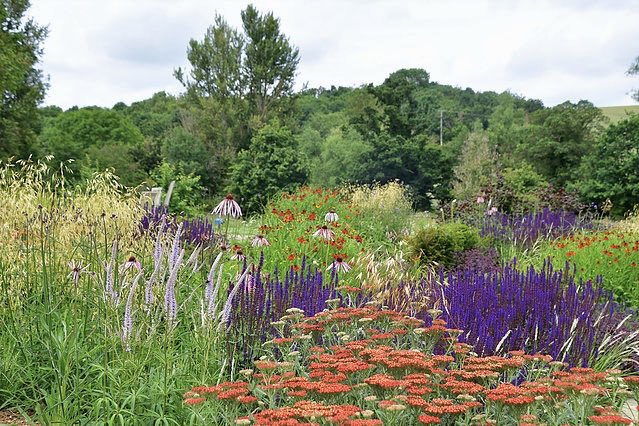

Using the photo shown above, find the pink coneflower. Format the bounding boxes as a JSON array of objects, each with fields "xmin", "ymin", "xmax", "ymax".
[
  {"xmin": 476, "ymin": 196, "xmax": 485, "ymax": 204},
  {"xmin": 67, "ymin": 260, "xmax": 89, "ymax": 286},
  {"xmin": 486, "ymin": 206, "xmax": 498, "ymax": 216},
  {"xmin": 231, "ymin": 249, "xmax": 246, "ymax": 261},
  {"xmin": 324, "ymin": 210, "xmax": 339, "ymax": 222},
  {"xmin": 312, "ymin": 225, "xmax": 335, "ymax": 241},
  {"xmin": 251, "ymin": 234, "xmax": 270, "ymax": 247},
  {"xmin": 212, "ymin": 194, "xmax": 242, "ymax": 218},
  {"xmin": 327, "ymin": 256, "xmax": 351, "ymax": 273},
  {"xmin": 122, "ymin": 256, "xmax": 142, "ymax": 272}
]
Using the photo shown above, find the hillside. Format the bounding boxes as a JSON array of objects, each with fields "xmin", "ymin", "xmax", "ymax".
[{"xmin": 600, "ymin": 105, "xmax": 639, "ymax": 123}]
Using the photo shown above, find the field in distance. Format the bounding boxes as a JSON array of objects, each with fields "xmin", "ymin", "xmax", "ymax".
[{"xmin": 600, "ymin": 105, "xmax": 639, "ymax": 124}]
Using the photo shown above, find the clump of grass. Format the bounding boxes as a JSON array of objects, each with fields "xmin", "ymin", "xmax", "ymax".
[{"xmin": 344, "ymin": 181, "xmax": 413, "ymax": 244}]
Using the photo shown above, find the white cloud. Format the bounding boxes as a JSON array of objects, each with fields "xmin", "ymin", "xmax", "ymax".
[{"xmin": 29, "ymin": 0, "xmax": 639, "ymax": 109}]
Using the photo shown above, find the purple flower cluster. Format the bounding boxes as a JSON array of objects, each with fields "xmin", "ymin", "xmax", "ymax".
[
  {"xmin": 382, "ymin": 258, "xmax": 635, "ymax": 367},
  {"xmin": 409, "ymin": 260, "xmax": 632, "ymax": 367},
  {"xmin": 139, "ymin": 205, "xmax": 219, "ymax": 247},
  {"xmin": 224, "ymin": 257, "xmax": 364, "ymax": 363},
  {"xmin": 481, "ymin": 208, "xmax": 594, "ymax": 247}
]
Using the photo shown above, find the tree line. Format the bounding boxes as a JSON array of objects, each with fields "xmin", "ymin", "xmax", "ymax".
[{"xmin": 2, "ymin": 1, "xmax": 639, "ymax": 216}]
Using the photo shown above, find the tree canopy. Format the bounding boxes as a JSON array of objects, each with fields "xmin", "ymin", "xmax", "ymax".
[{"xmin": 0, "ymin": 0, "xmax": 48, "ymax": 159}]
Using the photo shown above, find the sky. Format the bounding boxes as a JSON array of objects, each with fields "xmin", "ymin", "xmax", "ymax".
[{"xmin": 29, "ymin": 0, "xmax": 639, "ymax": 110}]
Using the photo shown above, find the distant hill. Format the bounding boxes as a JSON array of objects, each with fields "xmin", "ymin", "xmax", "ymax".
[{"xmin": 600, "ymin": 105, "xmax": 639, "ymax": 124}]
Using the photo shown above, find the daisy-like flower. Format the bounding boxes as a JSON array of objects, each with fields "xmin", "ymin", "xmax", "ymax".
[
  {"xmin": 212, "ymin": 194, "xmax": 242, "ymax": 218},
  {"xmin": 231, "ymin": 249, "xmax": 246, "ymax": 261},
  {"xmin": 324, "ymin": 210, "xmax": 339, "ymax": 222},
  {"xmin": 67, "ymin": 260, "xmax": 89, "ymax": 286},
  {"xmin": 122, "ymin": 255, "xmax": 142, "ymax": 272},
  {"xmin": 312, "ymin": 225, "xmax": 335, "ymax": 241},
  {"xmin": 251, "ymin": 234, "xmax": 270, "ymax": 247},
  {"xmin": 327, "ymin": 256, "xmax": 351, "ymax": 273}
]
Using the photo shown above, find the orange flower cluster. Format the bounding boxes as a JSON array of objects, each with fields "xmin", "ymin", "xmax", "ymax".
[{"xmin": 184, "ymin": 306, "xmax": 636, "ymax": 425}]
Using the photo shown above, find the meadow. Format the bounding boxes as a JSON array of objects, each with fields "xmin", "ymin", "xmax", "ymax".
[
  {"xmin": 600, "ymin": 105, "xmax": 639, "ymax": 124},
  {"xmin": 1, "ymin": 160, "xmax": 639, "ymax": 425}
]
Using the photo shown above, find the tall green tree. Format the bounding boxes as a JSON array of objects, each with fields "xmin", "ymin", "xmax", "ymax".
[
  {"xmin": 578, "ymin": 114, "xmax": 639, "ymax": 217},
  {"xmin": 629, "ymin": 55, "xmax": 639, "ymax": 102},
  {"xmin": 241, "ymin": 4, "xmax": 299, "ymax": 123},
  {"xmin": 516, "ymin": 100, "xmax": 604, "ymax": 187},
  {"xmin": 225, "ymin": 122, "xmax": 308, "ymax": 214},
  {"xmin": 175, "ymin": 14, "xmax": 244, "ymax": 101},
  {"xmin": 0, "ymin": 0, "xmax": 48, "ymax": 160}
]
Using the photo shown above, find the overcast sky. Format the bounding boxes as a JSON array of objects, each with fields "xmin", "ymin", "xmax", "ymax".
[{"xmin": 29, "ymin": 0, "xmax": 639, "ymax": 110}]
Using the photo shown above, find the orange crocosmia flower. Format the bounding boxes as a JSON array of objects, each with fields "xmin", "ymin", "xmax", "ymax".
[
  {"xmin": 287, "ymin": 254, "xmax": 295, "ymax": 261},
  {"xmin": 566, "ymin": 251, "xmax": 576, "ymax": 257}
]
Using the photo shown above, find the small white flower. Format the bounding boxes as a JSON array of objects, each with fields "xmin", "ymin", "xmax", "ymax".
[
  {"xmin": 312, "ymin": 225, "xmax": 334, "ymax": 241},
  {"xmin": 324, "ymin": 210, "xmax": 339, "ymax": 222},
  {"xmin": 251, "ymin": 234, "xmax": 270, "ymax": 247}
]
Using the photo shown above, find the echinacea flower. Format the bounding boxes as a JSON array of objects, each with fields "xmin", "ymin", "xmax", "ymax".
[
  {"xmin": 476, "ymin": 196, "xmax": 485, "ymax": 204},
  {"xmin": 327, "ymin": 256, "xmax": 351, "ymax": 273},
  {"xmin": 313, "ymin": 225, "xmax": 335, "ymax": 241},
  {"xmin": 231, "ymin": 249, "xmax": 246, "ymax": 261},
  {"xmin": 67, "ymin": 260, "xmax": 89, "ymax": 286},
  {"xmin": 212, "ymin": 194, "xmax": 242, "ymax": 218},
  {"xmin": 251, "ymin": 234, "xmax": 270, "ymax": 247},
  {"xmin": 325, "ymin": 210, "xmax": 339, "ymax": 222},
  {"xmin": 122, "ymin": 255, "xmax": 142, "ymax": 272}
]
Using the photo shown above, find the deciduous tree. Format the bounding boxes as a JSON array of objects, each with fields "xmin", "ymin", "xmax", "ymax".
[{"xmin": 0, "ymin": 0, "xmax": 48, "ymax": 159}]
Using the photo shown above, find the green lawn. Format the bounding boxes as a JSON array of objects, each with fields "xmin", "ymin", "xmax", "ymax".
[{"xmin": 600, "ymin": 105, "xmax": 639, "ymax": 124}]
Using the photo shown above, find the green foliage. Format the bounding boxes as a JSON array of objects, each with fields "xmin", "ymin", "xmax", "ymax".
[
  {"xmin": 241, "ymin": 4, "xmax": 300, "ymax": 122},
  {"xmin": 539, "ymin": 231, "xmax": 639, "ymax": 308},
  {"xmin": 175, "ymin": 4, "xmax": 299, "ymax": 125},
  {"xmin": 161, "ymin": 126, "xmax": 209, "ymax": 180},
  {"xmin": 628, "ymin": 55, "xmax": 639, "ymax": 102},
  {"xmin": 577, "ymin": 114, "xmax": 639, "ymax": 217},
  {"xmin": 150, "ymin": 161, "xmax": 206, "ymax": 217},
  {"xmin": 0, "ymin": 0, "xmax": 48, "ymax": 160},
  {"xmin": 310, "ymin": 126, "xmax": 372, "ymax": 186},
  {"xmin": 516, "ymin": 101, "xmax": 605, "ymax": 187},
  {"xmin": 452, "ymin": 128, "xmax": 499, "ymax": 201},
  {"xmin": 406, "ymin": 222, "xmax": 481, "ymax": 268},
  {"xmin": 36, "ymin": 107, "xmax": 146, "ymax": 186},
  {"xmin": 225, "ymin": 122, "xmax": 309, "ymax": 214},
  {"xmin": 501, "ymin": 163, "xmax": 549, "ymax": 211}
]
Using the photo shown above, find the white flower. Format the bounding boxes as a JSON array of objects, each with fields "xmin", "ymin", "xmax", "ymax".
[
  {"xmin": 327, "ymin": 257, "xmax": 351, "ymax": 273},
  {"xmin": 212, "ymin": 194, "xmax": 242, "ymax": 218},
  {"xmin": 251, "ymin": 234, "xmax": 270, "ymax": 247},
  {"xmin": 324, "ymin": 210, "xmax": 339, "ymax": 222},
  {"xmin": 312, "ymin": 225, "xmax": 334, "ymax": 241}
]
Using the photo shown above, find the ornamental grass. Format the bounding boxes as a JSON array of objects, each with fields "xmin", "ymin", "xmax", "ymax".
[{"xmin": 184, "ymin": 304, "xmax": 639, "ymax": 425}]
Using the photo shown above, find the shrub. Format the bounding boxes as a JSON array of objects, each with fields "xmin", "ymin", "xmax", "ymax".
[{"xmin": 406, "ymin": 222, "xmax": 481, "ymax": 268}]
